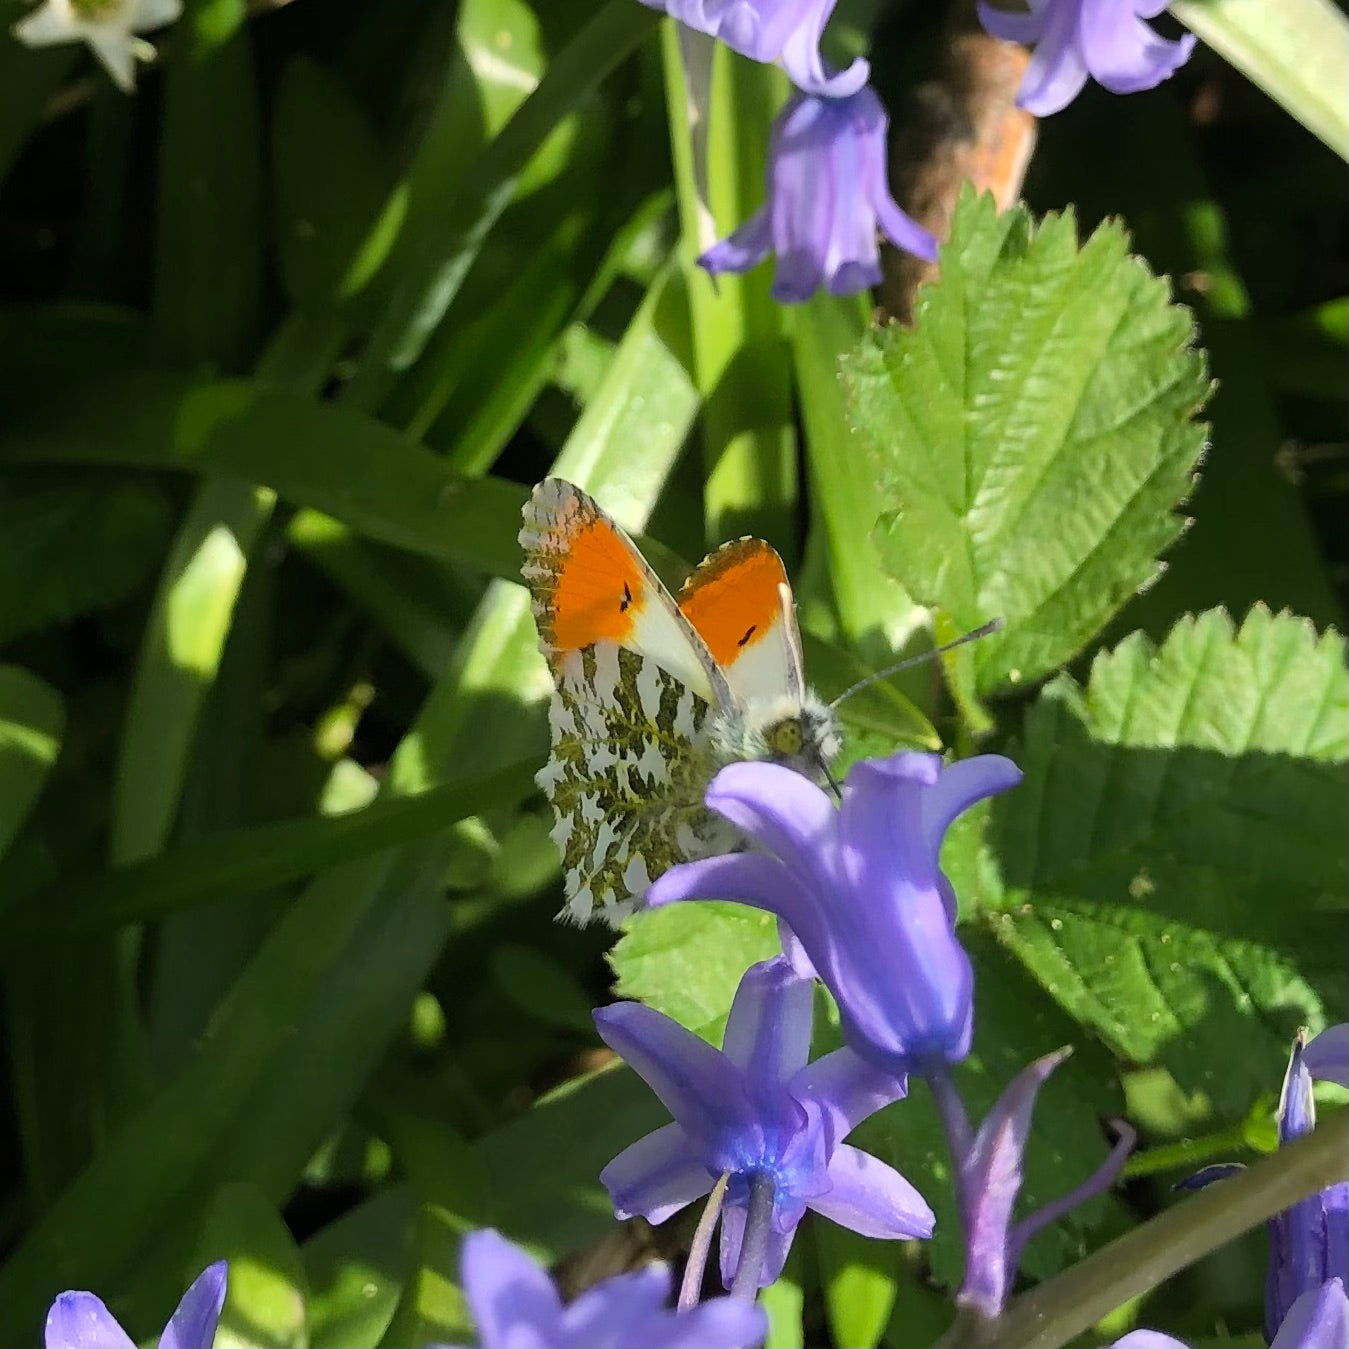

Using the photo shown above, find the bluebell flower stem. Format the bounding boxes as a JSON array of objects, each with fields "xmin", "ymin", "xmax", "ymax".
[
  {"xmin": 935, "ymin": 1109, "xmax": 1348, "ymax": 1349},
  {"xmin": 678, "ymin": 1172, "xmax": 730, "ymax": 1312},
  {"xmin": 730, "ymin": 1172, "xmax": 777, "ymax": 1303},
  {"xmin": 1004, "ymin": 1119, "xmax": 1136, "ymax": 1273}
]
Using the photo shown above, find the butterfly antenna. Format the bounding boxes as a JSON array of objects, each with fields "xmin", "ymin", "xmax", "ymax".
[{"xmin": 828, "ymin": 618, "xmax": 1005, "ymax": 710}]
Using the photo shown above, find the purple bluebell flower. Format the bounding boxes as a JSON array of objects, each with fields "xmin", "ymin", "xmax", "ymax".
[
  {"xmin": 45, "ymin": 1262, "xmax": 227, "ymax": 1349},
  {"xmin": 931, "ymin": 1048, "xmax": 1134, "ymax": 1318},
  {"xmin": 1304, "ymin": 1024, "xmax": 1349, "ymax": 1089},
  {"xmin": 442, "ymin": 1229, "xmax": 765, "ymax": 1348},
  {"xmin": 699, "ymin": 87, "xmax": 938, "ymax": 303},
  {"xmin": 977, "ymin": 0, "xmax": 1196, "ymax": 117},
  {"xmin": 595, "ymin": 957, "xmax": 934, "ymax": 1290},
  {"xmin": 640, "ymin": 0, "xmax": 867, "ymax": 97},
  {"xmin": 647, "ymin": 751, "xmax": 1022, "ymax": 1074},
  {"xmin": 1267, "ymin": 1032, "xmax": 1349, "ymax": 1343},
  {"xmin": 1111, "ymin": 1280, "xmax": 1349, "ymax": 1349}
]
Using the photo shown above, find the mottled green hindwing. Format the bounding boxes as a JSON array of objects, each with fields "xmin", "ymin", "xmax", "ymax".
[{"xmin": 538, "ymin": 644, "xmax": 735, "ymax": 926}]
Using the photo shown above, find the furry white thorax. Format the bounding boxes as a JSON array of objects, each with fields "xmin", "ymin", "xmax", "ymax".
[{"xmin": 710, "ymin": 690, "xmax": 842, "ymax": 779}]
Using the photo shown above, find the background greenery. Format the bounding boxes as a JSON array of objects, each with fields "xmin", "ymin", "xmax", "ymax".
[{"xmin": 0, "ymin": 0, "xmax": 1344, "ymax": 1345}]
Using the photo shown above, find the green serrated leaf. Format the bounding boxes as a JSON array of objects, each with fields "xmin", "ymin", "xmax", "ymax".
[
  {"xmin": 846, "ymin": 190, "xmax": 1209, "ymax": 701},
  {"xmin": 992, "ymin": 606, "xmax": 1347, "ymax": 1120}
]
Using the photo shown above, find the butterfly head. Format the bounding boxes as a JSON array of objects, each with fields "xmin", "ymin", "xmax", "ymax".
[{"xmin": 714, "ymin": 692, "xmax": 842, "ymax": 783}]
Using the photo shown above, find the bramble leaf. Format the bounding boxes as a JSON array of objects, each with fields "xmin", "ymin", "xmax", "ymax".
[
  {"xmin": 845, "ymin": 190, "xmax": 1209, "ymax": 701},
  {"xmin": 991, "ymin": 606, "xmax": 1348, "ymax": 1118}
]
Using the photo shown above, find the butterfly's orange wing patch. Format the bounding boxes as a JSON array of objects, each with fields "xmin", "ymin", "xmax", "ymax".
[
  {"xmin": 678, "ymin": 539, "xmax": 788, "ymax": 668},
  {"xmin": 547, "ymin": 514, "xmax": 648, "ymax": 654},
  {"xmin": 520, "ymin": 481, "xmax": 648, "ymax": 663}
]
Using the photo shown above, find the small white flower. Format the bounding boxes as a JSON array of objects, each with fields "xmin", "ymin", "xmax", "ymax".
[{"xmin": 13, "ymin": 0, "xmax": 183, "ymax": 93}]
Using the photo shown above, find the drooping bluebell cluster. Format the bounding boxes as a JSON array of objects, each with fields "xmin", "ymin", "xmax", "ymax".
[
  {"xmin": 639, "ymin": 0, "xmax": 936, "ymax": 298},
  {"xmin": 638, "ymin": 0, "xmax": 1198, "ymax": 300}
]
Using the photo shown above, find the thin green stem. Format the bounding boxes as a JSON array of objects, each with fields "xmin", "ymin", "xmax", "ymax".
[{"xmin": 937, "ymin": 1109, "xmax": 1348, "ymax": 1349}]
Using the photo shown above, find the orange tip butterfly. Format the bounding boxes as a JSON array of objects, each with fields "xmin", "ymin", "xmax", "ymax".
[{"xmin": 520, "ymin": 477, "xmax": 840, "ymax": 927}]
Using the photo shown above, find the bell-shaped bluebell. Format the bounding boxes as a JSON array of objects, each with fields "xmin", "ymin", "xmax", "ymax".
[
  {"xmin": 699, "ymin": 87, "xmax": 938, "ymax": 303},
  {"xmin": 1268, "ymin": 1032, "xmax": 1349, "ymax": 1343},
  {"xmin": 438, "ymin": 1228, "xmax": 766, "ymax": 1348},
  {"xmin": 595, "ymin": 957, "xmax": 934, "ymax": 1289},
  {"xmin": 977, "ymin": 0, "xmax": 1195, "ymax": 117},
  {"xmin": 45, "ymin": 1262, "xmax": 228, "ymax": 1349},
  {"xmin": 1304, "ymin": 1023, "xmax": 1349, "ymax": 1089},
  {"xmin": 647, "ymin": 750, "xmax": 1022, "ymax": 1074},
  {"xmin": 638, "ymin": 0, "xmax": 867, "ymax": 97}
]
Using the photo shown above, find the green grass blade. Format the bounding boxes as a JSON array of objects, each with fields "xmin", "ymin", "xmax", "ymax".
[
  {"xmin": 8, "ymin": 764, "xmax": 537, "ymax": 937},
  {"xmin": 662, "ymin": 25, "xmax": 797, "ymax": 545},
  {"xmin": 0, "ymin": 667, "xmax": 63, "ymax": 863},
  {"xmin": 153, "ymin": 0, "xmax": 263, "ymax": 367},
  {"xmin": 343, "ymin": 0, "xmax": 658, "ymax": 408},
  {"xmin": 0, "ymin": 371, "xmax": 529, "ymax": 581},
  {"xmin": 1171, "ymin": 0, "xmax": 1349, "ymax": 160},
  {"xmin": 111, "ymin": 480, "xmax": 275, "ymax": 864}
]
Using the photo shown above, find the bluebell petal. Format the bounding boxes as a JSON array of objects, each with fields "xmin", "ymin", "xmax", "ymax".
[
  {"xmin": 718, "ymin": 1202, "xmax": 799, "ymax": 1290},
  {"xmin": 1015, "ymin": 0, "xmax": 1089, "ymax": 115},
  {"xmin": 700, "ymin": 209, "xmax": 773, "ymax": 277},
  {"xmin": 705, "ymin": 762, "xmax": 839, "ymax": 895},
  {"xmin": 460, "ymin": 1230, "xmax": 561, "ymax": 1349},
  {"xmin": 959, "ymin": 1047, "xmax": 1071, "ymax": 1318},
  {"xmin": 1304, "ymin": 1024, "xmax": 1349, "ymax": 1088},
  {"xmin": 44, "ymin": 1293, "xmax": 135, "ymax": 1349},
  {"xmin": 563, "ymin": 1264, "xmax": 672, "ymax": 1345},
  {"xmin": 1078, "ymin": 0, "xmax": 1195, "ymax": 95},
  {"xmin": 1172, "ymin": 1162, "xmax": 1245, "ymax": 1192},
  {"xmin": 599, "ymin": 1122, "xmax": 713, "ymax": 1224},
  {"xmin": 834, "ymin": 754, "xmax": 976, "ymax": 1066},
  {"xmin": 1271, "ymin": 1279, "xmax": 1349, "ymax": 1349},
  {"xmin": 628, "ymin": 1299, "xmax": 769, "ymax": 1349},
  {"xmin": 811, "ymin": 1143, "xmax": 935, "ymax": 1239},
  {"xmin": 594, "ymin": 1002, "xmax": 762, "ymax": 1159},
  {"xmin": 918, "ymin": 756, "xmax": 1023, "ymax": 866},
  {"xmin": 722, "ymin": 957, "xmax": 814, "ymax": 1085},
  {"xmin": 1110, "ymin": 1333, "xmax": 1191, "ymax": 1349},
  {"xmin": 789, "ymin": 1046, "xmax": 907, "ymax": 1150},
  {"xmin": 158, "ymin": 1262, "xmax": 227, "ymax": 1349},
  {"xmin": 646, "ymin": 856, "xmax": 829, "ymax": 980},
  {"xmin": 1279, "ymin": 1037, "xmax": 1316, "ymax": 1145},
  {"xmin": 780, "ymin": 21, "xmax": 869, "ymax": 98},
  {"xmin": 977, "ymin": 0, "xmax": 1046, "ymax": 44}
]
